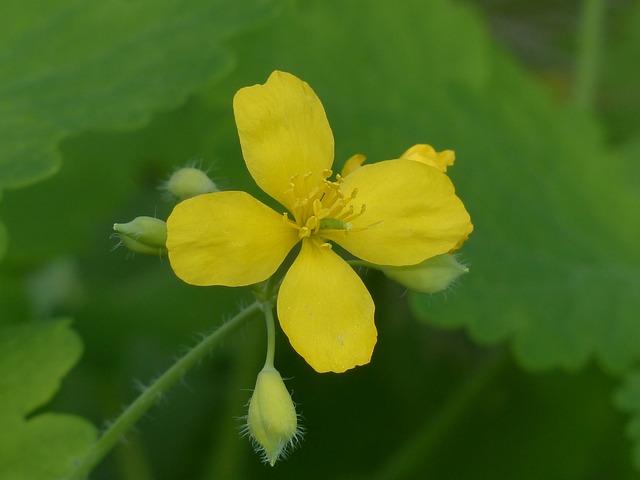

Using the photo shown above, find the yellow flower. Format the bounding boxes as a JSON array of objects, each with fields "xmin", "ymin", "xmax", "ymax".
[{"xmin": 166, "ymin": 71, "xmax": 472, "ymax": 373}]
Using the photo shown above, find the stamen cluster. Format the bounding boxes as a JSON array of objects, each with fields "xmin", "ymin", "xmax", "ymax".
[{"xmin": 284, "ymin": 169, "xmax": 366, "ymax": 240}]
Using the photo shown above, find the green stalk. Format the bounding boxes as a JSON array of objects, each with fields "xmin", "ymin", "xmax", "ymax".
[
  {"xmin": 199, "ymin": 319, "xmax": 264, "ymax": 480},
  {"xmin": 261, "ymin": 300, "xmax": 276, "ymax": 369},
  {"xmin": 66, "ymin": 300, "xmax": 261, "ymax": 480},
  {"xmin": 365, "ymin": 351, "xmax": 507, "ymax": 480},
  {"xmin": 573, "ymin": 0, "xmax": 606, "ymax": 110}
]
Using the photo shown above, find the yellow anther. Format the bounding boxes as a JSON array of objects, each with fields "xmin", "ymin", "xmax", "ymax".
[
  {"xmin": 285, "ymin": 168, "xmax": 367, "ymax": 240},
  {"xmin": 298, "ymin": 226, "xmax": 311, "ymax": 239},
  {"xmin": 305, "ymin": 216, "xmax": 318, "ymax": 230},
  {"xmin": 338, "ymin": 205, "xmax": 354, "ymax": 220},
  {"xmin": 308, "ymin": 186, "xmax": 321, "ymax": 201},
  {"xmin": 312, "ymin": 199, "xmax": 323, "ymax": 216}
]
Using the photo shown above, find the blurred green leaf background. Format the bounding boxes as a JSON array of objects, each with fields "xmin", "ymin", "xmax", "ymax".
[{"xmin": 1, "ymin": 0, "xmax": 640, "ymax": 479}]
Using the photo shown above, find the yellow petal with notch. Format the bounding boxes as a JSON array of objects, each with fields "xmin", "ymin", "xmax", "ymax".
[
  {"xmin": 277, "ymin": 239, "xmax": 377, "ymax": 373},
  {"xmin": 233, "ymin": 71, "xmax": 335, "ymax": 208}
]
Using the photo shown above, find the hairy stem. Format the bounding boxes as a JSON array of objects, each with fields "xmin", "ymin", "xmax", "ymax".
[
  {"xmin": 199, "ymin": 320, "xmax": 264, "ymax": 480},
  {"xmin": 66, "ymin": 300, "xmax": 261, "ymax": 480}
]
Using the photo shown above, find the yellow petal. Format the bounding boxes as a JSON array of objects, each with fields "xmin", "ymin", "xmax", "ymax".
[
  {"xmin": 325, "ymin": 159, "xmax": 472, "ymax": 266},
  {"xmin": 340, "ymin": 153, "xmax": 366, "ymax": 177},
  {"xmin": 277, "ymin": 239, "xmax": 377, "ymax": 373},
  {"xmin": 400, "ymin": 144, "xmax": 455, "ymax": 172},
  {"xmin": 166, "ymin": 191, "xmax": 299, "ymax": 286},
  {"xmin": 233, "ymin": 71, "xmax": 335, "ymax": 208}
]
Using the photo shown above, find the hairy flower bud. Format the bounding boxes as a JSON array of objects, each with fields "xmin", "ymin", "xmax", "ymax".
[
  {"xmin": 382, "ymin": 253, "xmax": 468, "ymax": 293},
  {"xmin": 166, "ymin": 167, "xmax": 218, "ymax": 200},
  {"xmin": 113, "ymin": 216, "xmax": 167, "ymax": 256},
  {"xmin": 245, "ymin": 367, "xmax": 301, "ymax": 466}
]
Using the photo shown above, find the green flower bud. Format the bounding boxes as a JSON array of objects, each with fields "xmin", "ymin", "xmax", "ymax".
[
  {"xmin": 113, "ymin": 216, "xmax": 167, "ymax": 256},
  {"xmin": 245, "ymin": 367, "xmax": 301, "ymax": 466},
  {"xmin": 166, "ymin": 167, "xmax": 218, "ymax": 200},
  {"xmin": 382, "ymin": 253, "xmax": 468, "ymax": 293}
]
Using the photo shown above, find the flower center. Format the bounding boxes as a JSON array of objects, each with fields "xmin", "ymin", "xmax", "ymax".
[{"xmin": 283, "ymin": 169, "xmax": 365, "ymax": 240}]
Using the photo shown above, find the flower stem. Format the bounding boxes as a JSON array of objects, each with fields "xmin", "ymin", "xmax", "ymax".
[
  {"xmin": 199, "ymin": 320, "xmax": 264, "ymax": 480},
  {"xmin": 261, "ymin": 300, "xmax": 276, "ymax": 369},
  {"xmin": 365, "ymin": 350, "xmax": 507, "ymax": 480},
  {"xmin": 573, "ymin": 0, "xmax": 606, "ymax": 110},
  {"xmin": 65, "ymin": 300, "xmax": 261, "ymax": 480}
]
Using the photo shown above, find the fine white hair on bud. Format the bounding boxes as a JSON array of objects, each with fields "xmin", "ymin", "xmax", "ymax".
[
  {"xmin": 382, "ymin": 253, "xmax": 469, "ymax": 294},
  {"xmin": 164, "ymin": 166, "xmax": 218, "ymax": 200},
  {"xmin": 113, "ymin": 216, "xmax": 167, "ymax": 256},
  {"xmin": 242, "ymin": 367, "xmax": 303, "ymax": 466}
]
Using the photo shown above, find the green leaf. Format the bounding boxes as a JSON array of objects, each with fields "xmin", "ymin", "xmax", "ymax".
[
  {"xmin": 410, "ymin": 98, "xmax": 640, "ymax": 372},
  {"xmin": 0, "ymin": 0, "xmax": 275, "ymax": 190},
  {"xmin": 601, "ymin": 2, "xmax": 640, "ymax": 142},
  {"xmin": 0, "ymin": 221, "xmax": 6, "ymax": 264},
  {"xmin": 0, "ymin": 319, "xmax": 97, "ymax": 480},
  {"xmin": 615, "ymin": 368, "xmax": 640, "ymax": 470},
  {"xmin": 1, "ymin": 98, "xmax": 243, "ymax": 265},
  {"xmin": 0, "ymin": 192, "xmax": 6, "ymax": 262},
  {"xmin": 0, "ymin": 223, "xmax": 7, "ymax": 260}
]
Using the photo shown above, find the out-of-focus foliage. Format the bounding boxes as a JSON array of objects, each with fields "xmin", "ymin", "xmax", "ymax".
[
  {"xmin": 1, "ymin": 0, "xmax": 639, "ymax": 479},
  {"xmin": 601, "ymin": 1, "xmax": 640, "ymax": 142},
  {"xmin": 408, "ymin": 38, "xmax": 640, "ymax": 372},
  {"xmin": 0, "ymin": 320, "xmax": 96, "ymax": 479},
  {"xmin": 0, "ymin": 208, "xmax": 6, "ymax": 262},
  {"xmin": 0, "ymin": 0, "xmax": 275, "ymax": 190}
]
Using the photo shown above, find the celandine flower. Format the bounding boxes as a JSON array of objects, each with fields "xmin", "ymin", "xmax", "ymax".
[{"xmin": 166, "ymin": 71, "xmax": 472, "ymax": 373}]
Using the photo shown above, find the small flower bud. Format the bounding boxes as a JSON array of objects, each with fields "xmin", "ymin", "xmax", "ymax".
[
  {"xmin": 166, "ymin": 167, "xmax": 218, "ymax": 200},
  {"xmin": 113, "ymin": 216, "xmax": 167, "ymax": 256},
  {"xmin": 245, "ymin": 367, "xmax": 301, "ymax": 466},
  {"xmin": 400, "ymin": 144, "xmax": 455, "ymax": 172},
  {"xmin": 382, "ymin": 253, "xmax": 468, "ymax": 293}
]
